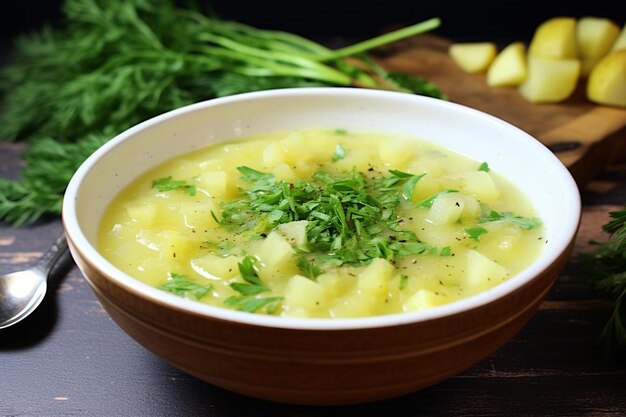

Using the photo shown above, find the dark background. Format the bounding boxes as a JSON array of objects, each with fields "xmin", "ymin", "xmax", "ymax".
[{"xmin": 1, "ymin": 0, "xmax": 624, "ymax": 44}]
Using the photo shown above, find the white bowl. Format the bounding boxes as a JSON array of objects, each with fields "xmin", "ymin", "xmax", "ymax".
[{"xmin": 63, "ymin": 87, "xmax": 580, "ymax": 405}]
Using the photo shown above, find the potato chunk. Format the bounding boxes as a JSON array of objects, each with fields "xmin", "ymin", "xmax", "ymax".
[
  {"xmin": 284, "ymin": 274, "xmax": 327, "ymax": 314},
  {"xmin": 487, "ymin": 42, "xmax": 528, "ymax": 87},
  {"xmin": 427, "ymin": 192, "xmax": 465, "ymax": 225},
  {"xmin": 449, "ymin": 42, "xmax": 497, "ymax": 73},
  {"xmin": 576, "ymin": 17, "xmax": 620, "ymax": 76},
  {"xmin": 191, "ymin": 254, "xmax": 241, "ymax": 279},
  {"xmin": 277, "ymin": 220, "xmax": 308, "ymax": 249},
  {"xmin": 519, "ymin": 56, "xmax": 581, "ymax": 103},
  {"xmin": 256, "ymin": 231, "xmax": 294, "ymax": 269},
  {"xmin": 466, "ymin": 250, "xmax": 508, "ymax": 291},
  {"xmin": 403, "ymin": 289, "xmax": 445, "ymax": 312},
  {"xmin": 358, "ymin": 258, "xmax": 394, "ymax": 297},
  {"xmin": 587, "ymin": 51, "xmax": 626, "ymax": 107},
  {"xmin": 529, "ymin": 17, "xmax": 578, "ymax": 59}
]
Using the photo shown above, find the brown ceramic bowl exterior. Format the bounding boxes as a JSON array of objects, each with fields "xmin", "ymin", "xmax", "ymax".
[
  {"xmin": 67, "ymin": 236, "xmax": 572, "ymax": 405},
  {"xmin": 62, "ymin": 88, "xmax": 581, "ymax": 405}
]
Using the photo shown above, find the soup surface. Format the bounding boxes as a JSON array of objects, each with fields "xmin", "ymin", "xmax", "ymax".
[{"xmin": 99, "ymin": 129, "xmax": 544, "ymax": 318}]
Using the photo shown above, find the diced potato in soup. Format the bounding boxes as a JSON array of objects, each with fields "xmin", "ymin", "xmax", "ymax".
[{"xmin": 98, "ymin": 129, "xmax": 544, "ymax": 318}]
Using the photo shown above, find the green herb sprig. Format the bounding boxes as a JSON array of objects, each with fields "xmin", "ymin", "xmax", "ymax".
[
  {"xmin": 219, "ymin": 166, "xmax": 442, "ymax": 273},
  {"xmin": 579, "ymin": 208, "xmax": 626, "ymax": 358},
  {"xmin": 152, "ymin": 176, "xmax": 197, "ymax": 196},
  {"xmin": 225, "ymin": 256, "xmax": 283, "ymax": 313},
  {"xmin": 0, "ymin": 0, "xmax": 444, "ymax": 226},
  {"xmin": 159, "ymin": 273, "xmax": 214, "ymax": 300}
]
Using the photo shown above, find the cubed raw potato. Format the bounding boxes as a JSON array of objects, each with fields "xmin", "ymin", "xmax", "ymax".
[
  {"xmin": 519, "ymin": 56, "xmax": 581, "ymax": 103},
  {"xmin": 157, "ymin": 230, "xmax": 194, "ymax": 260},
  {"xmin": 358, "ymin": 258, "xmax": 394, "ymax": 296},
  {"xmin": 126, "ymin": 203, "xmax": 158, "ymax": 226},
  {"xmin": 466, "ymin": 250, "xmax": 508, "ymax": 291},
  {"xmin": 403, "ymin": 289, "xmax": 444, "ymax": 312},
  {"xmin": 256, "ymin": 231, "xmax": 294, "ymax": 269},
  {"xmin": 191, "ymin": 254, "xmax": 241, "ymax": 279},
  {"xmin": 455, "ymin": 171, "xmax": 500, "ymax": 202},
  {"xmin": 427, "ymin": 192, "xmax": 465, "ymax": 225},
  {"xmin": 587, "ymin": 51, "xmax": 626, "ymax": 107},
  {"xmin": 180, "ymin": 200, "xmax": 218, "ymax": 229},
  {"xmin": 576, "ymin": 17, "xmax": 620, "ymax": 76},
  {"xmin": 284, "ymin": 274, "xmax": 328, "ymax": 312},
  {"xmin": 449, "ymin": 42, "xmax": 497, "ymax": 73},
  {"xmin": 529, "ymin": 17, "xmax": 578, "ymax": 59},
  {"xmin": 196, "ymin": 170, "xmax": 228, "ymax": 197},
  {"xmin": 610, "ymin": 22, "xmax": 626, "ymax": 52},
  {"xmin": 487, "ymin": 42, "xmax": 528, "ymax": 86},
  {"xmin": 277, "ymin": 220, "xmax": 308, "ymax": 249}
]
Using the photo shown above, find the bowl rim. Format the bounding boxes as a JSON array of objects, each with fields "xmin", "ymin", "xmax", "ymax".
[{"xmin": 62, "ymin": 87, "xmax": 581, "ymax": 331}]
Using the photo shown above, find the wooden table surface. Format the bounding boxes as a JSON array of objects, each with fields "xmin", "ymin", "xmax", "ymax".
[{"xmin": 1, "ymin": 139, "xmax": 626, "ymax": 416}]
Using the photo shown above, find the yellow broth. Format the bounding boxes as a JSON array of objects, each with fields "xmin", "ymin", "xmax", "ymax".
[{"xmin": 98, "ymin": 129, "xmax": 544, "ymax": 318}]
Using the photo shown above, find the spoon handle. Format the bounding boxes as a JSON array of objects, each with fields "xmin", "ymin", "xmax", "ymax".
[{"xmin": 33, "ymin": 234, "xmax": 69, "ymax": 280}]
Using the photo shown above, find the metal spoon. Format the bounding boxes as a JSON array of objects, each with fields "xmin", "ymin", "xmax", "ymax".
[{"xmin": 0, "ymin": 234, "xmax": 68, "ymax": 329}]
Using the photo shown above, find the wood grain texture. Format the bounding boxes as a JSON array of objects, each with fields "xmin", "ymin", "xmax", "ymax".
[
  {"xmin": 1, "ymin": 155, "xmax": 626, "ymax": 415},
  {"xmin": 2, "ymin": 38, "xmax": 626, "ymax": 414},
  {"xmin": 376, "ymin": 35, "xmax": 626, "ymax": 185}
]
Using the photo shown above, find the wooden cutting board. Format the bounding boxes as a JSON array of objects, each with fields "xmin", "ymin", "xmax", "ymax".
[{"xmin": 376, "ymin": 35, "xmax": 626, "ymax": 186}]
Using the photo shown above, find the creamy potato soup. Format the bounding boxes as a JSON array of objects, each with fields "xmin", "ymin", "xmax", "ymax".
[{"xmin": 98, "ymin": 129, "xmax": 544, "ymax": 318}]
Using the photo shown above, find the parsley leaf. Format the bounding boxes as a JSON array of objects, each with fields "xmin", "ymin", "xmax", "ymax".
[
  {"xmin": 230, "ymin": 256, "xmax": 269, "ymax": 295},
  {"xmin": 224, "ymin": 296, "xmax": 284, "ymax": 313},
  {"xmin": 152, "ymin": 176, "xmax": 196, "ymax": 196},
  {"xmin": 220, "ymin": 166, "xmax": 441, "ymax": 268},
  {"xmin": 414, "ymin": 189, "xmax": 459, "ymax": 208},
  {"xmin": 332, "ymin": 144, "xmax": 346, "ymax": 162},
  {"xmin": 465, "ymin": 226, "xmax": 488, "ymax": 241},
  {"xmin": 297, "ymin": 256, "xmax": 324, "ymax": 280},
  {"xmin": 159, "ymin": 273, "xmax": 213, "ymax": 300},
  {"xmin": 479, "ymin": 208, "xmax": 542, "ymax": 230},
  {"xmin": 478, "ymin": 162, "xmax": 490, "ymax": 172},
  {"xmin": 399, "ymin": 274, "xmax": 409, "ymax": 290}
]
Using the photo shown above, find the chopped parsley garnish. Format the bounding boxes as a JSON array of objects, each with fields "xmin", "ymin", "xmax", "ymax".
[
  {"xmin": 478, "ymin": 162, "xmax": 490, "ymax": 172},
  {"xmin": 151, "ymin": 176, "xmax": 197, "ymax": 196},
  {"xmin": 230, "ymin": 256, "xmax": 269, "ymax": 295},
  {"xmin": 414, "ymin": 189, "xmax": 458, "ymax": 208},
  {"xmin": 479, "ymin": 207, "xmax": 542, "ymax": 230},
  {"xmin": 224, "ymin": 296, "xmax": 284, "ymax": 314},
  {"xmin": 440, "ymin": 246, "xmax": 452, "ymax": 256},
  {"xmin": 297, "ymin": 256, "xmax": 324, "ymax": 280},
  {"xmin": 225, "ymin": 256, "xmax": 283, "ymax": 314},
  {"xmin": 218, "ymin": 166, "xmax": 439, "ymax": 269},
  {"xmin": 159, "ymin": 273, "xmax": 213, "ymax": 300},
  {"xmin": 332, "ymin": 144, "xmax": 347, "ymax": 162},
  {"xmin": 399, "ymin": 274, "xmax": 409, "ymax": 290},
  {"xmin": 465, "ymin": 226, "xmax": 488, "ymax": 241}
]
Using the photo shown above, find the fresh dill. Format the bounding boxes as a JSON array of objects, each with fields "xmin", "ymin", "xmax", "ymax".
[
  {"xmin": 578, "ymin": 208, "xmax": 626, "ymax": 358},
  {"xmin": 0, "ymin": 0, "xmax": 444, "ymax": 225}
]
